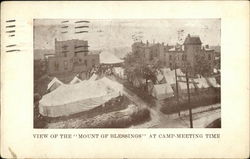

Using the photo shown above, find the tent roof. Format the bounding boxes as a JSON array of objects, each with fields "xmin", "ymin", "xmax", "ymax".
[
  {"xmin": 184, "ymin": 35, "xmax": 202, "ymax": 45},
  {"xmin": 70, "ymin": 76, "xmax": 82, "ymax": 84},
  {"xmin": 194, "ymin": 77, "xmax": 210, "ymax": 89},
  {"xmin": 163, "ymin": 70, "xmax": 176, "ymax": 85},
  {"xmin": 100, "ymin": 51, "xmax": 124, "ymax": 64},
  {"xmin": 207, "ymin": 77, "xmax": 220, "ymax": 88},
  {"xmin": 89, "ymin": 73, "xmax": 98, "ymax": 81},
  {"xmin": 47, "ymin": 77, "xmax": 64, "ymax": 90},
  {"xmin": 40, "ymin": 77, "xmax": 123, "ymax": 106},
  {"xmin": 161, "ymin": 67, "xmax": 171, "ymax": 74},
  {"xmin": 153, "ymin": 83, "xmax": 174, "ymax": 95},
  {"xmin": 156, "ymin": 73, "xmax": 164, "ymax": 82},
  {"xmin": 178, "ymin": 81, "xmax": 195, "ymax": 90}
]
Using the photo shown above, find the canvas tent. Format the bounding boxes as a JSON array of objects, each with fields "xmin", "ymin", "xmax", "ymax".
[
  {"xmin": 152, "ymin": 83, "xmax": 174, "ymax": 100},
  {"xmin": 193, "ymin": 77, "xmax": 210, "ymax": 90},
  {"xmin": 163, "ymin": 70, "xmax": 176, "ymax": 85},
  {"xmin": 177, "ymin": 81, "xmax": 196, "ymax": 94},
  {"xmin": 206, "ymin": 77, "xmax": 220, "ymax": 88},
  {"xmin": 69, "ymin": 76, "xmax": 82, "ymax": 84},
  {"xmin": 100, "ymin": 51, "xmax": 124, "ymax": 64},
  {"xmin": 160, "ymin": 67, "xmax": 171, "ymax": 75},
  {"xmin": 39, "ymin": 77, "xmax": 123, "ymax": 117},
  {"xmin": 47, "ymin": 77, "xmax": 64, "ymax": 92},
  {"xmin": 113, "ymin": 67, "xmax": 126, "ymax": 79},
  {"xmin": 156, "ymin": 72, "xmax": 165, "ymax": 84}
]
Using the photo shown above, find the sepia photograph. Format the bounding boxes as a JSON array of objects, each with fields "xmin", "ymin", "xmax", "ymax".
[{"xmin": 33, "ymin": 19, "xmax": 221, "ymax": 129}]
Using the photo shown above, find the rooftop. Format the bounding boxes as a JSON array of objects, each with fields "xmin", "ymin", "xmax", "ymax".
[{"xmin": 183, "ymin": 34, "xmax": 202, "ymax": 45}]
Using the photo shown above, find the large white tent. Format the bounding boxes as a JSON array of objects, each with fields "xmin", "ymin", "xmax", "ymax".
[
  {"xmin": 39, "ymin": 77, "xmax": 123, "ymax": 117},
  {"xmin": 152, "ymin": 83, "xmax": 174, "ymax": 100},
  {"xmin": 100, "ymin": 51, "xmax": 124, "ymax": 64}
]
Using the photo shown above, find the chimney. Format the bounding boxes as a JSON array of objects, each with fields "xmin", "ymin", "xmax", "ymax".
[
  {"xmin": 187, "ymin": 34, "xmax": 191, "ymax": 37},
  {"xmin": 147, "ymin": 40, "xmax": 149, "ymax": 46},
  {"xmin": 205, "ymin": 44, "xmax": 209, "ymax": 49}
]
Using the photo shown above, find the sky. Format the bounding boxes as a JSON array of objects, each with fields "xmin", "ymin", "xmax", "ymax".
[{"xmin": 34, "ymin": 19, "xmax": 220, "ymax": 51}]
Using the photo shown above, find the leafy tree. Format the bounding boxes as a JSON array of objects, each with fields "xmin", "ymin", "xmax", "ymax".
[{"xmin": 194, "ymin": 55, "xmax": 211, "ymax": 77}]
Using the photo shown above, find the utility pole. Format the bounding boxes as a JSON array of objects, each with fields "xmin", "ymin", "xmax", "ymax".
[
  {"xmin": 177, "ymin": 64, "xmax": 198, "ymax": 128},
  {"xmin": 185, "ymin": 67, "xmax": 193, "ymax": 128},
  {"xmin": 174, "ymin": 62, "xmax": 180, "ymax": 116}
]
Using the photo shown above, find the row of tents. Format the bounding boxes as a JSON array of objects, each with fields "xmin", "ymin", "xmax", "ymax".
[
  {"xmin": 40, "ymin": 74, "xmax": 123, "ymax": 117},
  {"xmin": 150, "ymin": 67, "xmax": 220, "ymax": 100}
]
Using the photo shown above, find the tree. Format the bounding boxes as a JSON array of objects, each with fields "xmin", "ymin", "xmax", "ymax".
[{"xmin": 194, "ymin": 55, "xmax": 211, "ymax": 77}]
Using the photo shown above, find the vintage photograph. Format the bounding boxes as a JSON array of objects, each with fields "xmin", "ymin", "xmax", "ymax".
[{"xmin": 33, "ymin": 19, "xmax": 221, "ymax": 128}]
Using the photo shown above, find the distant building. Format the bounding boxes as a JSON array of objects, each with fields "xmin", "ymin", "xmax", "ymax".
[
  {"xmin": 47, "ymin": 39, "xmax": 100, "ymax": 80},
  {"xmin": 131, "ymin": 34, "xmax": 216, "ymax": 75}
]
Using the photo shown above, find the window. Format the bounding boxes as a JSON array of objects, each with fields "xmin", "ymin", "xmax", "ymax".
[
  {"xmin": 64, "ymin": 61, "xmax": 68, "ymax": 70},
  {"xmin": 84, "ymin": 52, "xmax": 87, "ymax": 56},
  {"xmin": 54, "ymin": 62, "xmax": 59, "ymax": 71},
  {"xmin": 182, "ymin": 54, "xmax": 185, "ymax": 61},
  {"xmin": 92, "ymin": 59, "xmax": 95, "ymax": 67},
  {"xmin": 79, "ymin": 58, "xmax": 82, "ymax": 63},
  {"xmin": 84, "ymin": 60, "xmax": 88, "ymax": 66},
  {"xmin": 169, "ymin": 55, "xmax": 172, "ymax": 60}
]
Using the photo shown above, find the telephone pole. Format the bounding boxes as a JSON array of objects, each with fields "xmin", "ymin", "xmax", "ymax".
[
  {"xmin": 185, "ymin": 68, "xmax": 193, "ymax": 128},
  {"xmin": 177, "ymin": 64, "xmax": 198, "ymax": 128},
  {"xmin": 174, "ymin": 62, "xmax": 180, "ymax": 116}
]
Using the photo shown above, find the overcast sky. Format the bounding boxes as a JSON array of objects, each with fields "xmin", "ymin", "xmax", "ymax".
[{"xmin": 34, "ymin": 19, "xmax": 220, "ymax": 51}]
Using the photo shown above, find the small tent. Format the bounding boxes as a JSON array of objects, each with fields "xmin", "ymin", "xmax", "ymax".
[
  {"xmin": 160, "ymin": 67, "xmax": 171, "ymax": 75},
  {"xmin": 47, "ymin": 77, "xmax": 64, "ymax": 92},
  {"xmin": 177, "ymin": 81, "xmax": 196, "ymax": 95},
  {"xmin": 113, "ymin": 67, "xmax": 126, "ymax": 79},
  {"xmin": 156, "ymin": 72, "xmax": 165, "ymax": 84},
  {"xmin": 70, "ymin": 76, "xmax": 82, "ymax": 84},
  {"xmin": 193, "ymin": 77, "xmax": 210, "ymax": 90},
  {"xmin": 152, "ymin": 83, "xmax": 174, "ymax": 100},
  {"xmin": 163, "ymin": 70, "xmax": 176, "ymax": 85},
  {"xmin": 206, "ymin": 77, "xmax": 220, "ymax": 88}
]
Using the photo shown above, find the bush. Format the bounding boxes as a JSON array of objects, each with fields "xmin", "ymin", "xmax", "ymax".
[{"xmin": 160, "ymin": 88, "xmax": 220, "ymax": 114}]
